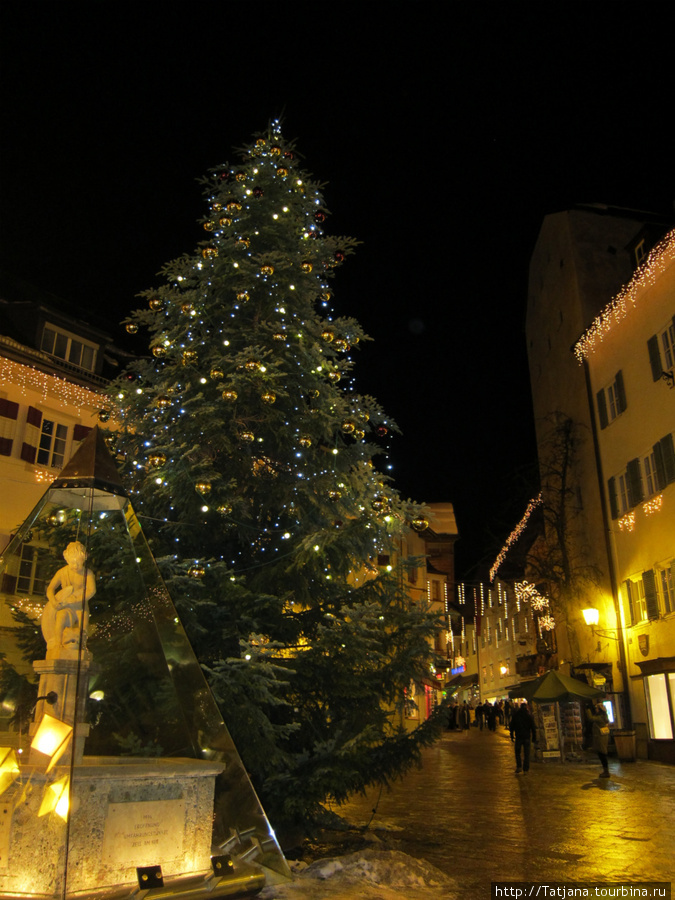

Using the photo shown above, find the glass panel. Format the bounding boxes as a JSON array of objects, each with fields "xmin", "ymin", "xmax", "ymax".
[
  {"xmin": 41, "ymin": 328, "xmax": 56, "ymax": 354},
  {"xmin": 67, "ymin": 339, "xmax": 82, "ymax": 365},
  {"xmin": 0, "ymin": 444, "xmax": 289, "ymax": 897},
  {"xmin": 646, "ymin": 674, "xmax": 673, "ymax": 739},
  {"xmin": 81, "ymin": 345, "xmax": 95, "ymax": 371},
  {"xmin": 53, "ymin": 332, "xmax": 68, "ymax": 359}
]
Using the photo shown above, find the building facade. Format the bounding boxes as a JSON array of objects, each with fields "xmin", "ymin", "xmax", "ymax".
[
  {"xmin": 573, "ymin": 230, "xmax": 675, "ymax": 761},
  {"xmin": 525, "ymin": 208, "xmax": 674, "ymax": 759}
]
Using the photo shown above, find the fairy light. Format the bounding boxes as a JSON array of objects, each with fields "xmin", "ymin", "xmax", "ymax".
[
  {"xmin": 538, "ymin": 614, "xmax": 556, "ymax": 633},
  {"xmin": 618, "ymin": 511, "xmax": 636, "ymax": 532},
  {"xmin": 643, "ymin": 494, "xmax": 663, "ymax": 516},
  {"xmin": 574, "ymin": 229, "xmax": 675, "ymax": 361},
  {"xmin": 490, "ymin": 493, "xmax": 543, "ymax": 583},
  {"xmin": 0, "ymin": 356, "xmax": 102, "ymax": 412}
]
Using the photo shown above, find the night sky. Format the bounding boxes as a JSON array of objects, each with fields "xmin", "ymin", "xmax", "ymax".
[{"xmin": 1, "ymin": 6, "xmax": 673, "ymax": 577}]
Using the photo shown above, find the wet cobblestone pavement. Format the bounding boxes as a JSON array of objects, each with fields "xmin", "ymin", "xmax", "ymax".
[{"xmin": 330, "ymin": 725, "xmax": 675, "ymax": 895}]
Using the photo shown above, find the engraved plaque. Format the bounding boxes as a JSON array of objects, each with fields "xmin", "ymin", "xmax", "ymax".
[{"xmin": 102, "ymin": 800, "xmax": 185, "ymax": 867}]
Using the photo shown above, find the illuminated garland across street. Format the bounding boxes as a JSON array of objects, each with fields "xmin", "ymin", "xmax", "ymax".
[
  {"xmin": 489, "ymin": 493, "xmax": 542, "ymax": 583},
  {"xmin": 574, "ymin": 229, "xmax": 675, "ymax": 361}
]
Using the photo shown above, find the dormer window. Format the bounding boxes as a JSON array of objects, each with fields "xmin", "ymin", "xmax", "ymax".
[{"xmin": 41, "ymin": 323, "xmax": 97, "ymax": 372}]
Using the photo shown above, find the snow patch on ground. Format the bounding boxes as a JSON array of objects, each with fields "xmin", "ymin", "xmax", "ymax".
[{"xmin": 260, "ymin": 849, "xmax": 458, "ymax": 899}]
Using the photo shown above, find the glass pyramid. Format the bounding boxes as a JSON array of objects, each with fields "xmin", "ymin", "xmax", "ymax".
[{"xmin": 0, "ymin": 427, "xmax": 290, "ymax": 898}]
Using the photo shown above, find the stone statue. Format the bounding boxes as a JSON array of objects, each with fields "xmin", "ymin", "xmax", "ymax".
[{"xmin": 42, "ymin": 541, "xmax": 96, "ymax": 659}]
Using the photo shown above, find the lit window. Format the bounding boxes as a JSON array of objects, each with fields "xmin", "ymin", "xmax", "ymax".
[
  {"xmin": 644, "ymin": 451, "xmax": 659, "ymax": 496},
  {"xmin": 658, "ymin": 567, "xmax": 674, "ymax": 615}
]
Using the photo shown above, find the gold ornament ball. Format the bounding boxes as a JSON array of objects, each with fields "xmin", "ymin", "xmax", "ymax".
[
  {"xmin": 328, "ymin": 490, "xmax": 342, "ymax": 502},
  {"xmin": 354, "ymin": 428, "xmax": 365, "ymax": 440},
  {"xmin": 299, "ymin": 435, "xmax": 312, "ymax": 448},
  {"xmin": 341, "ymin": 421, "xmax": 355, "ymax": 434},
  {"xmin": 226, "ymin": 199, "xmax": 242, "ymax": 211},
  {"xmin": 210, "ymin": 367, "xmax": 224, "ymax": 380},
  {"xmin": 98, "ymin": 409, "xmax": 110, "ymax": 422},
  {"xmin": 301, "ymin": 261, "xmax": 313, "ymax": 273},
  {"xmin": 261, "ymin": 391, "xmax": 276, "ymax": 404},
  {"xmin": 256, "ymin": 138, "xmax": 266, "ymax": 148},
  {"xmin": 202, "ymin": 246, "xmax": 218, "ymax": 259},
  {"xmin": 372, "ymin": 495, "xmax": 389, "ymax": 511},
  {"xmin": 241, "ymin": 431, "xmax": 255, "ymax": 443},
  {"xmin": 321, "ymin": 330, "xmax": 335, "ymax": 343},
  {"xmin": 195, "ymin": 480, "xmax": 212, "ymax": 496},
  {"xmin": 125, "ymin": 322, "xmax": 138, "ymax": 334},
  {"xmin": 182, "ymin": 350, "xmax": 198, "ymax": 365},
  {"xmin": 188, "ymin": 564, "xmax": 206, "ymax": 579},
  {"xmin": 222, "ymin": 389, "xmax": 238, "ymax": 402},
  {"xmin": 276, "ymin": 167, "xmax": 288, "ymax": 178},
  {"xmin": 181, "ymin": 302, "xmax": 194, "ymax": 314},
  {"xmin": 219, "ymin": 216, "xmax": 232, "ymax": 227},
  {"xmin": 236, "ymin": 237, "xmax": 251, "ymax": 249},
  {"xmin": 260, "ymin": 265, "xmax": 274, "ymax": 276},
  {"xmin": 212, "ymin": 202, "xmax": 223, "ymax": 211},
  {"xmin": 328, "ymin": 371, "xmax": 341, "ymax": 383},
  {"xmin": 270, "ymin": 144, "xmax": 282, "ymax": 156},
  {"xmin": 334, "ymin": 339, "xmax": 349, "ymax": 352},
  {"xmin": 149, "ymin": 297, "xmax": 164, "ymax": 311},
  {"xmin": 308, "ymin": 389, "xmax": 320, "ymax": 399},
  {"xmin": 235, "ymin": 171, "xmax": 246, "ymax": 182},
  {"xmin": 272, "ymin": 332, "xmax": 286, "ymax": 342},
  {"xmin": 203, "ymin": 221, "xmax": 214, "ymax": 231},
  {"xmin": 148, "ymin": 451, "xmax": 166, "ymax": 468},
  {"xmin": 321, "ymin": 291, "xmax": 332, "ymax": 302},
  {"xmin": 236, "ymin": 291, "xmax": 250, "ymax": 303},
  {"xmin": 411, "ymin": 516, "xmax": 430, "ymax": 532},
  {"xmin": 155, "ymin": 395, "xmax": 171, "ymax": 409},
  {"xmin": 217, "ymin": 503, "xmax": 233, "ymax": 516},
  {"xmin": 245, "ymin": 358, "xmax": 261, "ymax": 371},
  {"xmin": 152, "ymin": 345, "xmax": 166, "ymax": 358}
]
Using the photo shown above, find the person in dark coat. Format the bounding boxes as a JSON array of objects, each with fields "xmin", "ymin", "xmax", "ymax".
[
  {"xmin": 586, "ymin": 700, "xmax": 611, "ymax": 777},
  {"xmin": 486, "ymin": 703, "xmax": 497, "ymax": 732},
  {"xmin": 509, "ymin": 702, "xmax": 537, "ymax": 773}
]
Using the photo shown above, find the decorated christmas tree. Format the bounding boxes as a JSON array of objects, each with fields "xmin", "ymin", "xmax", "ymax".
[{"xmin": 105, "ymin": 121, "xmax": 443, "ymax": 831}]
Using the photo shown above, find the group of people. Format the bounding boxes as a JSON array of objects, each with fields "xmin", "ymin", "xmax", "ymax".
[
  {"xmin": 448, "ymin": 695, "xmax": 613, "ymax": 779},
  {"xmin": 447, "ymin": 698, "xmax": 513, "ymax": 732}
]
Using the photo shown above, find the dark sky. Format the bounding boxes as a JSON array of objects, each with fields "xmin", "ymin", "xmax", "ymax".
[{"xmin": 1, "ymin": 6, "xmax": 673, "ymax": 577}]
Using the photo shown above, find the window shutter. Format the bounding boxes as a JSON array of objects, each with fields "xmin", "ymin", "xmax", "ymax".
[
  {"xmin": 626, "ymin": 458, "xmax": 644, "ymax": 507},
  {"xmin": 659, "ymin": 433, "xmax": 675, "ymax": 485},
  {"xmin": 614, "ymin": 370, "xmax": 627, "ymax": 413},
  {"xmin": 0, "ymin": 573, "xmax": 16, "ymax": 594},
  {"xmin": 0, "ymin": 399, "xmax": 19, "ymax": 420},
  {"xmin": 608, "ymin": 476, "xmax": 619, "ymax": 519},
  {"xmin": 20, "ymin": 443, "xmax": 37, "ymax": 463},
  {"xmin": 73, "ymin": 424, "xmax": 92, "ymax": 442},
  {"xmin": 623, "ymin": 579, "xmax": 635, "ymax": 626},
  {"xmin": 653, "ymin": 434, "xmax": 675, "ymax": 490},
  {"xmin": 642, "ymin": 569, "xmax": 659, "ymax": 620},
  {"xmin": 647, "ymin": 335, "xmax": 662, "ymax": 381},
  {"xmin": 26, "ymin": 406, "xmax": 42, "ymax": 428},
  {"xmin": 596, "ymin": 389, "xmax": 608, "ymax": 429}
]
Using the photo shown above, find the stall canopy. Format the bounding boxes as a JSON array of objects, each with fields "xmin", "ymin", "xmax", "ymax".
[{"xmin": 508, "ymin": 669, "xmax": 605, "ymax": 704}]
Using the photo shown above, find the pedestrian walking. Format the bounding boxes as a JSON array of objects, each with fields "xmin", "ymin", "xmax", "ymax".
[
  {"xmin": 509, "ymin": 702, "xmax": 537, "ymax": 773},
  {"xmin": 476, "ymin": 703, "xmax": 484, "ymax": 730},
  {"xmin": 586, "ymin": 700, "xmax": 611, "ymax": 778},
  {"xmin": 487, "ymin": 703, "xmax": 497, "ymax": 732}
]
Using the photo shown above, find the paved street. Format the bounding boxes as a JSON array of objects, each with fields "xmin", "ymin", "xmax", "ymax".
[{"xmin": 332, "ymin": 724, "xmax": 675, "ymax": 895}]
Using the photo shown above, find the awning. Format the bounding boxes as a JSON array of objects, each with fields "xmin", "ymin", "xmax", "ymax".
[{"xmin": 445, "ymin": 673, "xmax": 478, "ymax": 691}]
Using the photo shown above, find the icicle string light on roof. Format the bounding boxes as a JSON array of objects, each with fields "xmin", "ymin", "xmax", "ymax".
[
  {"xmin": 489, "ymin": 493, "xmax": 542, "ymax": 583},
  {"xmin": 574, "ymin": 229, "xmax": 675, "ymax": 362},
  {"xmin": 0, "ymin": 358, "xmax": 102, "ymax": 412}
]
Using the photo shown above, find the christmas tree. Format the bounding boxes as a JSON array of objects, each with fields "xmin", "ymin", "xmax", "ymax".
[{"xmin": 105, "ymin": 120, "xmax": 444, "ymax": 832}]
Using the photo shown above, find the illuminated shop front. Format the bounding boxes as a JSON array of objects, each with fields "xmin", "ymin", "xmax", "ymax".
[{"xmin": 637, "ymin": 658, "xmax": 675, "ymax": 763}]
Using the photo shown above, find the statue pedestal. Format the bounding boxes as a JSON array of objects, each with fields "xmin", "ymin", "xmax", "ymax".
[
  {"xmin": 29, "ymin": 658, "xmax": 93, "ymax": 766},
  {"xmin": 0, "ymin": 757, "xmax": 260, "ymax": 898}
]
